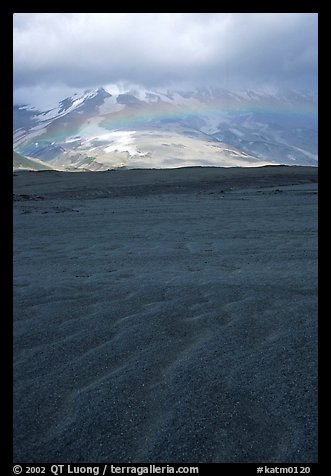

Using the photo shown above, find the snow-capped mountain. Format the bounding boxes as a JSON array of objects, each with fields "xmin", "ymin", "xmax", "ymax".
[{"xmin": 13, "ymin": 86, "xmax": 317, "ymax": 170}]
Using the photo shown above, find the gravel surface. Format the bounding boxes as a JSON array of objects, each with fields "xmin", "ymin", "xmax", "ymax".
[{"xmin": 13, "ymin": 166, "xmax": 318, "ymax": 463}]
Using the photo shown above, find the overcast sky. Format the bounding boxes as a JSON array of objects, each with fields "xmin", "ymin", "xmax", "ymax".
[{"xmin": 13, "ymin": 13, "xmax": 318, "ymax": 108}]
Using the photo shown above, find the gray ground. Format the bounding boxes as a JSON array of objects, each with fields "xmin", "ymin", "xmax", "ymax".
[{"xmin": 13, "ymin": 166, "xmax": 318, "ymax": 463}]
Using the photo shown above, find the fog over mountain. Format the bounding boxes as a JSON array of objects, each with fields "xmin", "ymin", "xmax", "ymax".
[{"xmin": 14, "ymin": 13, "xmax": 317, "ymax": 103}]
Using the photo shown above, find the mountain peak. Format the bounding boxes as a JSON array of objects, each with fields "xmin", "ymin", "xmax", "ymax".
[{"xmin": 83, "ymin": 87, "xmax": 111, "ymax": 98}]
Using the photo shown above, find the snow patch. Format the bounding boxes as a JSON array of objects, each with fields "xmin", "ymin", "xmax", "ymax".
[
  {"xmin": 99, "ymin": 131, "xmax": 146, "ymax": 156},
  {"xmin": 65, "ymin": 137, "xmax": 82, "ymax": 144}
]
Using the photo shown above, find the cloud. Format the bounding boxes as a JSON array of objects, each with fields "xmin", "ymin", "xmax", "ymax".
[{"xmin": 13, "ymin": 13, "xmax": 318, "ymax": 105}]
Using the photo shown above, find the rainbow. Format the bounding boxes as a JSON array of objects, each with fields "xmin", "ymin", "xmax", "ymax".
[
  {"xmin": 17, "ymin": 92, "xmax": 317, "ymax": 151},
  {"xmin": 98, "ymin": 95, "xmax": 317, "ymax": 131}
]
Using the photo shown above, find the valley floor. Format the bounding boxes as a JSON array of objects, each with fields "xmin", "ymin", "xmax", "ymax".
[{"xmin": 13, "ymin": 166, "xmax": 318, "ymax": 463}]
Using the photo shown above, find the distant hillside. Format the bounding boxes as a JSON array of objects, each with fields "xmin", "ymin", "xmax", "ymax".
[
  {"xmin": 13, "ymin": 86, "xmax": 317, "ymax": 171},
  {"xmin": 13, "ymin": 151, "xmax": 57, "ymax": 171}
]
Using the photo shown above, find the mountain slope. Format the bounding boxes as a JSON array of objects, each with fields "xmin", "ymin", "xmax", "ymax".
[
  {"xmin": 13, "ymin": 87, "xmax": 317, "ymax": 170},
  {"xmin": 13, "ymin": 151, "xmax": 56, "ymax": 171}
]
